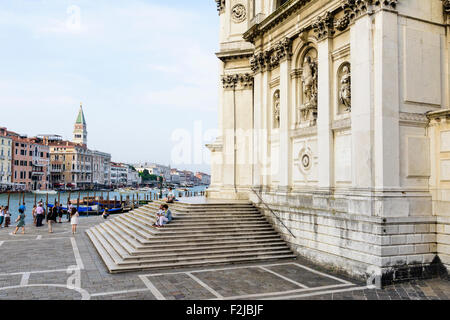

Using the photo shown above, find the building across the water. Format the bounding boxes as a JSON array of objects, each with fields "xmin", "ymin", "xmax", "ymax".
[
  {"xmin": 42, "ymin": 104, "xmax": 112, "ymax": 190},
  {"xmin": 207, "ymin": 0, "xmax": 450, "ymax": 284},
  {"xmin": 0, "ymin": 129, "xmax": 13, "ymax": 190}
]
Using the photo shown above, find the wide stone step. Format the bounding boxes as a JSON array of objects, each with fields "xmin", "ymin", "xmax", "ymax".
[
  {"xmin": 95, "ymin": 224, "xmax": 292, "ymax": 263},
  {"xmin": 120, "ymin": 213, "xmax": 272, "ymax": 234},
  {"xmin": 87, "ymin": 200, "xmax": 296, "ymax": 274},
  {"xmin": 127, "ymin": 212, "xmax": 272, "ymax": 230},
  {"xmin": 109, "ymin": 254, "xmax": 297, "ymax": 273},
  {"xmin": 99, "ymin": 221, "xmax": 287, "ymax": 254},
  {"xmin": 92, "ymin": 228, "xmax": 294, "ymax": 268}
]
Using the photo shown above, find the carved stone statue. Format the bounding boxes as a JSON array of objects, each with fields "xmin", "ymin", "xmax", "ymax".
[
  {"xmin": 273, "ymin": 91, "xmax": 280, "ymax": 129},
  {"xmin": 299, "ymin": 54, "xmax": 318, "ymax": 123},
  {"xmin": 339, "ymin": 64, "xmax": 351, "ymax": 112}
]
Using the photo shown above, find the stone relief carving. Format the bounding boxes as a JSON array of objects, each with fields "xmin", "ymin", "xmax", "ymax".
[
  {"xmin": 215, "ymin": 0, "xmax": 225, "ymax": 13},
  {"xmin": 338, "ymin": 63, "xmax": 351, "ymax": 112},
  {"xmin": 312, "ymin": 11, "xmax": 335, "ymax": 40},
  {"xmin": 273, "ymin": 90, "xmax": 280, "ymax": 129},
  {"xmin": 269, "ymin": 38, "xmax": 293, "ymax": 69},
  {"xmin": 443, "ymin": 0, "xmax": 450, "ymax": 14},
  {"xmin": 335, "ymin": 11, "xmax": 351, "ymax": 31},
  {"xmin": 231, "ymin": 4, "xmax": 246, "ymax": 23},
  {"xmin": 250, "ymin": 38, "xmax": 292, "ymax": 73},
  {"xmin": 221, "ymin": 73, "xmax": 254, "ymax": 89},
  {"xmin": 250, "ymin": 52, "xmax": 267, "ymax": 73},
  {"xmin": 297, "ymin": 146, "xmax": 313, "ymax": 175},
  {"xmin": 338, "ymin": 0, "xmax": 399, "ymax": 29},
  {"xmin": 298, "ymin": 49, "xmax": 318, "ymax": 124}
]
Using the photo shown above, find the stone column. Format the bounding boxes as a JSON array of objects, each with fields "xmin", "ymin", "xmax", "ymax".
[
  {"xmin": 350, "ymin": 14, "xmax": 374, "ymax": 192},
  {"xmin": 317, "ymin": 37, "xmax": 333, "ymax": 190},
  {"xmin": 278, "ymin": 48, "xmax": 292, "ymax": 192},
  {"xmin": 261, "ymin": 70, "xmax": 270, "ymax": 191},
  {"xmin": 373, "ymin": 10, "xmax": 400, "ymax": 190},
  {"xmin": 253, "ymin": 70, "xmax": 263, "ymax": 190}
]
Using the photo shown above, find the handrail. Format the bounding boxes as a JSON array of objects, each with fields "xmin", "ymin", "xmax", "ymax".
[{"xmin": 251, "ymin": 188, "xmax": 296, "ymax": 239}]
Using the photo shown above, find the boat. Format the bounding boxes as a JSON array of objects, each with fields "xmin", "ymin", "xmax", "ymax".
[{"xmin": 33, "ymin": 190, "xmax": 58, "ymax": 195}]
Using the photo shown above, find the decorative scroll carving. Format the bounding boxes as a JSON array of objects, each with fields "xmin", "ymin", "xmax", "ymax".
[
  {"xmin": 250, "ymin": 51, "xmax": 270, "ymax": 73},
  {"xmin": 312, "ymin": 11, "xmax": 335, "ymax": 40},
  {"xmin": 339, "ymin": 0, "xmax": 399, "ymax": 27},
  {"xmin": 231, "ymin": 4, "xmax": 246, "ymax": 23},
  {"xmin": 269, "ymin": 38, "xmax": 293, "ymax": 69},
  {"xmin": 335, "ymin": 10, "xmax": 351, "ymax": 31},
  {"xmin": 338, "ymin": 63, "xmax": 351, "ymax": 112},
  {"xmin": 221, "ymin": 73, "xmax": 254, "ymax": 89},
  {"xmin": 273, "ymin": 90, "xmax": 280, "ymax": 129},
  {"xmin": 215, "ymin": 0, "xmax": 225, "ymax": 14},
  {"xmin": 250, "ymin": 38, "xmax": 292, "ymax": 73}
]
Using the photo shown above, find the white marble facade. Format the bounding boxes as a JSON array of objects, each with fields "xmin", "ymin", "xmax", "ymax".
[{"xmin": 208, "ymin": 0, "xmax": 450, "ymax": 283}]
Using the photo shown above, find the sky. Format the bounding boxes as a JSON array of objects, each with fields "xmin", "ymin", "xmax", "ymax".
[{"xmin": 0, "ymin": 0, "xmax": 220, "ymax": 173}]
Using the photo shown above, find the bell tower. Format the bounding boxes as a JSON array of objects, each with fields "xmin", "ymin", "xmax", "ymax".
[{"xmin": 73, "ymin": 103, "xmax": 87, "ymax": 146}]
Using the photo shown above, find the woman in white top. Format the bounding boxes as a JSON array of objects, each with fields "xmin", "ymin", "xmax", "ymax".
[{"xmin": 70, "ymin": 207, "xmax": 79, "ymax": 234}]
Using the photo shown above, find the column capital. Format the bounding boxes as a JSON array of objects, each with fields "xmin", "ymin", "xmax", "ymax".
[
  {"xmin": 221, "ymin": 73, "xmax": 254, "ymax": 89},
  {"xmin": 312, "ymin": 11, "xmax": 335, "ymax": 41}
]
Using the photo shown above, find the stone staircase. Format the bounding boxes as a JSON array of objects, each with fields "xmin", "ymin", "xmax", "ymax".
[{"xmin": 86, "ymin": 200, "xmax": 296, "ymax": 273}]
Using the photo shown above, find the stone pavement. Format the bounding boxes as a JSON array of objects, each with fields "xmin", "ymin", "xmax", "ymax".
[{"xmin": 0, "ymin": 215, "xmax": 448, "ymax": 300}]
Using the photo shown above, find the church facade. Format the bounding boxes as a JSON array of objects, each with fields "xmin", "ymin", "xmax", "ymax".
[{"xmin": 208, "ymin": 0, "xmax": 450, "ymax": 283}]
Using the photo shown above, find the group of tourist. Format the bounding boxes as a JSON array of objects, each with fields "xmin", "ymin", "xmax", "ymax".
[{"xmin": 0, "ymin": 201, "xmax": 80, "ymax": 235}]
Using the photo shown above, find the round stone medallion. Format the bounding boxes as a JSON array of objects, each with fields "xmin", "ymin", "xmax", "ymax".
[
  {"xmin": 298, "ymin": 147, "xmax": 313, "ymax": 174},
  {"xmin": 232, "ymin": 4, "xmax": 246, "ymax": 23}
]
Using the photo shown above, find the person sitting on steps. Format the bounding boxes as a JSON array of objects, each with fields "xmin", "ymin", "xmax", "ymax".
[
  {"xmin": 165, "ymin": 188, "xmax": 176, "ymax": 203},
  {"xmin": 152, "ymin": 204, "xmax": 164, "ymax": 227},
  {"xmin": 153, "ymin": 204, "xmax": 172, "ymax": 228}
]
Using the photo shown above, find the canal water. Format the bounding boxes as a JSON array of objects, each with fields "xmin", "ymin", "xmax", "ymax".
[{"xmin": 0, "ymin": 185, "xmax": 207, "ymax": 225}]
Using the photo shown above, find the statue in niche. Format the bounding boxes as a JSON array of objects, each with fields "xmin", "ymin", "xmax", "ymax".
[
  {"xmin": 299, "ymin": 54, "xmax": 318, "ymax": 123},
  {"xmin": 339, "ymin": 64, "xmax": 351, "ymax": 112},
  {"xmin": 273, "ymin": 90, "xmax": 280, "ymax": 129}
]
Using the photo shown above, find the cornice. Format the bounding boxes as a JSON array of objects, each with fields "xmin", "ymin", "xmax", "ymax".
[
  {"xmin": 426, "ymin": 109, "xmax": 450, "ymax": 121},
  {"xmin": 216, "ymin": 49, "xmax": 254, "ymax": 62},
  {"xmin": 243, "ymin": 0, "xmax": 315, "ymax": 43}
]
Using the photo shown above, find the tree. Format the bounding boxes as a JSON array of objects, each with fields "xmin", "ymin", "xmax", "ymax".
[{"xmin": 139, "ymin": 169, "xmax": 158, "ymax": 182}]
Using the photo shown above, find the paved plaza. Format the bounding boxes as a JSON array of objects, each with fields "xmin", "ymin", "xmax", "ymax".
[{"xmin": 0, "ymin": 216, "xmax": 448, "ymax": 300}]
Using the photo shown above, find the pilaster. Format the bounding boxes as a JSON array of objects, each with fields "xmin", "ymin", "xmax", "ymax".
[{"xmin": 317, "ymin": 37, "xmax": 333, "ymax": 190}]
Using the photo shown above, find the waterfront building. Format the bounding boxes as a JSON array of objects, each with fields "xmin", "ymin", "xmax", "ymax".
[
  {"xmin": 207, "ymin": 0, "xmax": 450, "ymax": 282},
  {"xmin": 92, "ymin": 150, "xmax": 112, "ymax": 188},
  {"xmin": 28, "ymin": 137, "xmax": 50, "ymax": 191},
  {"xmin": 195, "ymin": 172, "xmax": 211, "ymax": 185},
  {"xmin": 47, "ymin": 139, "xmax": 92, "ymax": 190},
  {"xmin": 8, "ymin": 131, "xmax": 33, "ymax": 191},
  {"xmin": 0, "ymin": 128, "xmax": 12, "ymax": 189},
  {"xmin": 127, "ymin": 165, "xmax": 141, "ymax": 187},
  {"xmin": 110, "ymin": 162, "xmax": 128, "ymax": 187}
]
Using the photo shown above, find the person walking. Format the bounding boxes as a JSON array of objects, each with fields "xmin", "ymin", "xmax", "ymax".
[
  {"xmin": 4, "ymin": 206, "xmax": 11, "ymax": 228},
  {"xmin": 47, "ymin": 204, "xmax": 58, "ymax": 233},
  {"xmin": 13, "ymin": 208, "xmax": 26, "ymax": 235},
  {"xmin": 0, "ymin": 206, "xmax": 4, "ymax": 227},
  {"xmin": 67, "ymin": 202, "xmax": 73, "ymax": 222},
  {"xmin": 35, "ymin": 203, "xmax": 45, "ymax": 227},
  {"xmin": 70, "ymin": 207, "xmax": 79, "ymax": 234},
  {"xmin": 57, "ymin": 203, "xmax": 63, "ymax": 223},
  {"xmin": 32, "ymin": 205, "xmax": 37, "ymax": 226}
]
